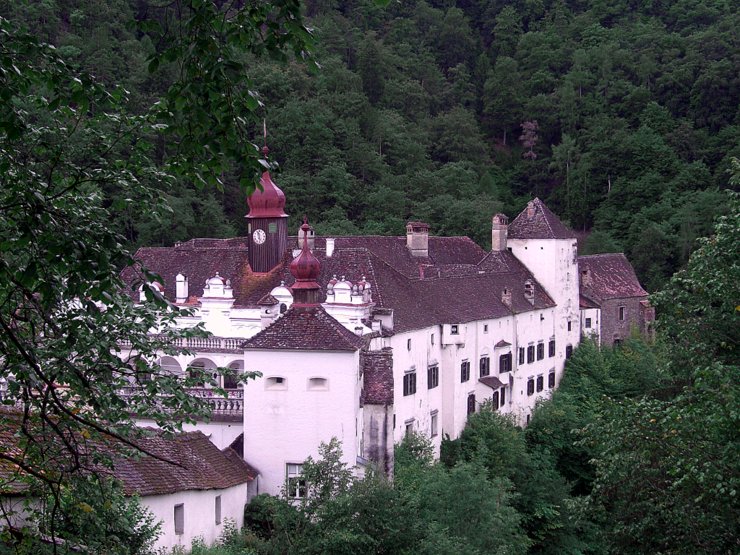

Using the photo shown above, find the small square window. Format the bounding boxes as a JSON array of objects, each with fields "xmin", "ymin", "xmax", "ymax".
[
  {"xmin": 174, "ymin": 504, "xmax": 184, "ymax": 535},
  {"xmin": 451, "ymin": 325, "xmax": 459, "ymax": 335},
  {"xmin": 215, "ymin": 495, "xmax": 221, "ymax": 525},
  {"xmin": 430, "ymin": 411, "xmax": 438, "ymax": 437},
  {"xmin": 585, "ymin": 317, "xmax": 592, "ymax": 329}
]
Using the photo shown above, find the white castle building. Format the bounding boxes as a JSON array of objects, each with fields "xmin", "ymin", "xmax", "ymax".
[{"xmin": 121, "ymin": 163, "xmax": 650, "ymax": 499}]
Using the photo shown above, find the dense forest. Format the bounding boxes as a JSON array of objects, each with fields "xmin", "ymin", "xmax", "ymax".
[{"xmin": 3, "ymin": 0, "xmax": 738, "ymax": 290}]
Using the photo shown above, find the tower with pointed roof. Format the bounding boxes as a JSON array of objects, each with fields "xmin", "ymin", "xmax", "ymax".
[
  {"xmin": 507, "ymin": 198, "xmax": 581, "ymax": 365},
  {"xmin": 246, "ymin": 143, "xmax": 288, "ymax": 273}
]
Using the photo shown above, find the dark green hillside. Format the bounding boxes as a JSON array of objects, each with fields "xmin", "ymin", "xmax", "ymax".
[{"xmin": 5, "ymin": 0, "xmax": 738, "ymax": 289}]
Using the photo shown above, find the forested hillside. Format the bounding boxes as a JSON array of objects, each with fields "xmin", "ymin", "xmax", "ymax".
[{"xmin": 5, "ymin": 0, "xmax": 738, "ymax": 292}]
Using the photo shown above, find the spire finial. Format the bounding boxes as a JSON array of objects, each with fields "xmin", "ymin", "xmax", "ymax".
[{"xmin": 261, "ymin": 119, "xmax": 269, "ymax": 158}]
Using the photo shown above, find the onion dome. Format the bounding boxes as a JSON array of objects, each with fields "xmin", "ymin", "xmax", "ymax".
[
  {"xmin": 290, "ymin": 220, "xmax": 321, "ymax": 284},
  {"xmin": 247, "ymin": 171, "xmax": 288, "ymax": 218}
]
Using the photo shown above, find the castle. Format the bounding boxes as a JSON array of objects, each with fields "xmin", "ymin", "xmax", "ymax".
[{"xmin": 121, "ymin": 165, "xmax": 652, "ymax": 499}]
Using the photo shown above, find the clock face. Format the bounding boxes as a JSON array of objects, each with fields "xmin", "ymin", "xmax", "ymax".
[{"xmin": 252, "ymin": 228, "xmax": 266, "ymax": 245}]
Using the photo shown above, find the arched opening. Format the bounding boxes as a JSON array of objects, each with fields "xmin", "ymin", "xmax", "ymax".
[
  {"xmin": 225, "ymin": 360, "xmax": 243, "ymax": 389},
  {"xmin": 187, "ymin": 358, "xmax": 217, "ymax": 387},
  {"xmin": 158, "ymin": 356, "xmax": 183, "ymax": 378}
]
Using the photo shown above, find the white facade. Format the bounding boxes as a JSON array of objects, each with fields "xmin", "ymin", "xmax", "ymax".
[
  {"xmin": 242, "ymin": 349, "xmax": 362, "ymax": 496},
  {"xmin": 143, "ymin": 483, "xmax": 248, "ymax": 551}
]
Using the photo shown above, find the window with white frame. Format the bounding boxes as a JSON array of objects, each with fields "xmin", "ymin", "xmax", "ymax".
[
  {"xmin": 286, "ymin": 463, "xmax": 306, "ymax": 499},
  {"xmin": 430, "ymin": 410, "xmax": 438, "ymax": 437},
  {"xmin": 585, "ymin": 317, "xmax": 592, "ymax": 329}
]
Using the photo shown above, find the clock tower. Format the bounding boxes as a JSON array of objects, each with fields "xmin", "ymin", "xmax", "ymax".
[{"xmin": 246, "ymin": 148, "xmax": 288, "ymax": 273}]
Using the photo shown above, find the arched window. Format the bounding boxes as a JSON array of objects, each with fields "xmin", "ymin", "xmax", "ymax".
[
  {"xmin": 225, "ymin": 361, "xmax": 243, "ymax": 389},
  {"xmin": 158, "ymin": 356, "xmax": 182, "ymax": 377}
]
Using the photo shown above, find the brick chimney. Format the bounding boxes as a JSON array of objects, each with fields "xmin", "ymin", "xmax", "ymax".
[
  {"xmin": 501, "ymin": 287, "xmax": 512, "ymax": 309},
  {"xmin": 406, "ymin": 221, "xmax": 429, "ymax": 257},
  {"xmin": 491, "ymin": 213, "xmax": 508, "ymax": 251}
]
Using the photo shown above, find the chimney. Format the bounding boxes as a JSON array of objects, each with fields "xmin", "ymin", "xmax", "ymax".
[
  {"xmin": 527, "ymin": 201, "xmax": 536, "ymax": 218},
  {"xmin": 501, "ymin": 287, "xmax": 512, "ymax": 309},
  {"xmin": 176, "ymin": 273, "xmax": 188, "ymax": 303},
  {"xmin": 326, "ymin": 238, "xmax": 335, "ymax": 257},
  {"xmin": 491, "ymin": 213, "xmax": 508, "ymax": 251},
  {"xmin": 297, "ymin": 223, "xmax": 315, "ymax": 250},
  {"xmin": 524, "ymin": 279, "xmax": 535, "ymax": 305},
  {"xmin": 406, "ymin": 221, "xmax": 429, "ymax": 257},
  {"xmin": 581, "ymin": 268, "xmax": 592, "ymax": 288}
]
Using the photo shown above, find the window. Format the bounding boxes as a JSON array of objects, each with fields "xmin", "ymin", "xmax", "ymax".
[
  {"xmin": 565, "ymin": 345, "xmax": 573, "ymax": 359},
  {"xmin": 308, "ymin": 377, "xmax": 328, "ymax": 390},
  {"xmin": 215, "ymin": 495, "xmax": 222, "ymax": 525},
  {"xmin": 467, "ymin": 393, "xmax": 476, "ymax": 415},
  {"xmin": 585, "ymin": 317, "xmax": 592, "ymax": 329},
  {"xmin": 536, "ymin": 375, "xmax": 544, "ymax": 392},
  {"xmin": 619, "ymin": 306, "xmax": 626, "ymax": 321},
  {"xmin": 266, "ymin": 376, "xmax": 286, "ymax": 390},
  {"xmin": 499, "ymin": 353, "xmax": 512, "ymax": 373},
  {"xmin": 460, "ymin": 361, "xmax": 470, "ymax": 382},
  {"xmin": 280, "ymin": 303, "xmax": 287, "ymax": 314},
  {"xmin": 526, "ymin": 414, "xmax": 530, "ymax": 425},
  {"xmin": 405, "ymin": 419, "xmax": 415, "ymax": 436},
  {"xmin": 174, "ymin": 504, "xmax": 184, "ymax": 535},
  {"xmin": 286, "ymin": 463, "xmax": 306, "ymax": 499},
  {"xmin": 407, "ymin": 339, "xmax": 411, "ymax": 351},
  {"xmin": 527, "ymin": 345, "xmax": 535, "ymax": 363},
  {"xmin": 500, "ymin": 387, "xmax": 506, "ymax": 406},
  {"xmin": 548, "ymin": 371, "xmax": 556, "ymax": 388},
  {"xmin": 479, "ymin": 356, "xmax": 490, "ymax": 377},
  {"xmin": 518, "ymin": 347, "xmax": 525, "ymax": 365},
  {"xmin": 567, "ymin": 320, "xmax": 572, "ymax": 331},
  {"xmin": 483, "ymin": 324, "xmax": 488, "ymax": 333},
  {"xmin": 451, "ymin": 325, "xmax": 459, "ymax": 335},
  {"xmin": 427, "ymin": 365, "xmax": 439, "ymax": 389},
  {"xmin": 614, "ymin": 338, "xmax": 622, "ymax": 348},
  {"xmin": 548, "ymin": 339, "xmax": 555, "ymax": 357},
  {"xmin": 527, "ymin": 379, "xmax": 535, "ymax": 396},
  {"xmin": 403, "ymin": 371, "xmax": 416, "ymax": 396},
  {"xmin": 492, "ymin": 391, "xmax": 499, "ymax": 409},
  {"xmin": 430, "ymin": 410, "xmax": 438, "ymax": 437},
  {"xmin": 431, "ymin": 333, "xmax": 435, "ymax": 345},
  {"xmin": 536, "ymin": 342, "xmax": 544, "ymax": 360}
]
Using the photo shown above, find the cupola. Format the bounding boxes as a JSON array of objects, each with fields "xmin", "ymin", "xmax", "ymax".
[
  {"xmin": 289, "ymin": 218, "xmax": 322, "ymax": 306},
  {"xmin": 246, "ymin": 141, "xmax": 289, "ymax": 273}
]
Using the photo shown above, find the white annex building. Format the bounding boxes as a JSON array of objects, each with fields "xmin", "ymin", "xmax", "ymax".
[{"xmin": 121, "ymin": 162, "xmax": 650, "ymax": 501}]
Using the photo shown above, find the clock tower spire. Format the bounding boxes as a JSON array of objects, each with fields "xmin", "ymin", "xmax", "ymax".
[{"xmin": 246, "ymin": 129, "xmax": 288, "ymax": 273}]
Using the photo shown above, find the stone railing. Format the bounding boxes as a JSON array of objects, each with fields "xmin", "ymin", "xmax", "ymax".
[
  {"xmin": 119, "ymin": 386, "xmax": 244, "ymax": 422},
  {"xmin": 119, "ymin": 336, "xmax": 244, "ymax": 352}
]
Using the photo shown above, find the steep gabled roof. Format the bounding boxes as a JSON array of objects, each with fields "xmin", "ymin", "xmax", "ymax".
[
  {"xmin": 508, "ymin": 198, "xmax": 576, "ymax": 240},
  {"xmin": 579, "ymin": 253, "xmax": 648, "ymax": 301},
  {"xmin": 0, "ymin": 408, "xmax": 255, "ymax": 497},
  {"xmin": 242, "ymin": 306, "xmax": 365, "ymax": 351}
]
